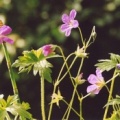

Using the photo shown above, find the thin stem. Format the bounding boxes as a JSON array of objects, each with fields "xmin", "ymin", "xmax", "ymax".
[
  {"xmin": 81, "ymin": 93, "xmax": 91, "ymax": 100},
  {"xmin": 84, "ymin": 26, "xmax": 96, "ymax": 50},
  {"xmin": 59, "ymin": 56, "xmax": 77, "ymax": 82},
  {"xmin": 105, "ymin": 73, "xmax": 119, "ymax": 84},
  {"xmin": 79, "ymin": 99, "xmax": 84, "ymax": 120},
  {"xmin": 2, "ymin": 43, "xmax": 19, "ymax": 96},
  {"xmin": 103, "ymin": 70, "xmax": 117, "ymax": 120},
  {"xmin": 77, "ymin": 58, "xmax": 84, "ymax": 76},
  {"xmin": 48, "ymin": 83, "xmax": 56, "ymax": 120},
  {"xmin": 48, "ymin": 52, "xmax": 75, "ymax": 120},
  {"xmin": 57, "ymin": 46, "xmax": 75, "ymax": 85},
  {"xmin": 41, "ymin": 76, "xmax": 46, "ymax": 120},
  {"xmin": 78, "ymin": 27, "xmax": 84, "ymax": 46},
  {"xmin": 78, "ymin": 93, "xmax": 91, "ymax": 120},
  {"xmin": 56, "ymin": 51, "xmax": 75, "ymax": 81},
  {"xmin": 63, "ymin": 84, "xmax": 77, "ymax": 120},
  {"xmin": 62, "ymin": 99, "xmax": 81, "ymax": 117}
]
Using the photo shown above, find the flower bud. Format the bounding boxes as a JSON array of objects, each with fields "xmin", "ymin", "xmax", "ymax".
[
  {"xmin": 42, "ymin": 44, "xmax": 56, "ymax": 56},
  {"xmin": 91, "ymin": 26, "xmax": 97, "ymax": 41},
  {"xmin": 74, "ymin": 73, "xmax": 86, "ymax": 85},
  {"xmin": 75, "ymin": 45, "xmax": 87, "ymax": 58}
]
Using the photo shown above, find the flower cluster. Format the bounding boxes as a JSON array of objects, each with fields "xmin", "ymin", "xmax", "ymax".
[{"xmin": 0, "ymin": 9, "xmax": 120, "ymax": 120}]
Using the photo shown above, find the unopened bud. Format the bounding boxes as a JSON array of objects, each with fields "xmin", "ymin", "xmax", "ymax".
[
  {"xmin": 75, "ymin": 46, "xmax": 87, "ymax": 58},
  {"xmin": 74, "ymin": 73, "xmax": 86, "ymax": 85}
]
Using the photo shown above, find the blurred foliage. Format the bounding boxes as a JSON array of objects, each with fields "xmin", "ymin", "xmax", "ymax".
[{"xmin": 0, "ymin": 0, "xmax": 120, "ymax": 119}]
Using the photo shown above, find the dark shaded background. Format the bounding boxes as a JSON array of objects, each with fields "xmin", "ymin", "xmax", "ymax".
[{"xmin": 0, "ymin": 0, "xmax": 120, "ymax": 119}]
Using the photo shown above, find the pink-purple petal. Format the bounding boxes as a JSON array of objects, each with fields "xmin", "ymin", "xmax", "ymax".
[
  {"xmin": 60, "ymin": 9, "xmax": 79, "ymax": 36},
  {"xmin": 73, "ymin": 20, "xmax": 79, "ymax": 28},
  {"xmin": 0, "ymin": 25, "xmax": 12, "ymax": 35},
  {"xmin": 65, "ymin": 29, "xmax": 71, "ymax": 36},
  {"xmin": 88, "ymin": 74, "xmax": 99, "ymax": 84},
  {"xmin": 60, "ymin": 24, "xmax": 70, "ymax": 32},
  {"xmin": 69, "ymin": 9, "xmax": 77, "ymax": 20},
  {"xmin": 96, "ymin": 69, "xmax": 103, "ymax": 78},
  {"xmin": 61, "ymin": 14, "xmax": 70, "ymax": 23},
  {"xmin": 42, "ymin": 44, "xmax": 53, "ymax": 56},
  {"xmin": 87, "ymin": 85, "xmax": 100, "ymax": 94},
  {"xmin": 2, "ymin": 36, "xmax": 14, "ymax": 44}
]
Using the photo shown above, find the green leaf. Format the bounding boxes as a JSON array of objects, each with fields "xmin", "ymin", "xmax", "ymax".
[
  {"xmin": 0, "ymin": 95, "xmax": 33, "ymax": 119},
  {"xmin": 6, "ymin": 95, "xmax": 18, "ymax": 107},
  {"xmin": 110, "ymin": 53, "xmax": 120, "ymax": 63},
  {"xmin": 43, "ymin": 67, "xmax": 52, "ymax": 83},
  {"xmin": 0, "ymin": 110, "xmax": 7, "ymax": 120},
  {"xmin": 95, "ymin": 59, "xmax": 116, "ymax": 71},
  {"xmin": 95, "ymin": 53, "xmax": 120, "ymax": 72},
  {"xmin": 104, "ymin": 95, "xmax": 120, "ymax": 108},
  {"xmin": 0, "ymin": 99, "xmax": 6, "ymax": 108},
  {"xmin": 12, "ymin": 49, "xmax": 47, "ymax": 74},
  {"xmin": 21, "ymin": 102, "xmax": 31, "ymax": 110},
  {"xmin": 106, "ymin": 111, "xmax": 120, "ymax": 120},
  {"xmin": 7, "ymin": 104, "xmax": 32, "ymax": 119}
]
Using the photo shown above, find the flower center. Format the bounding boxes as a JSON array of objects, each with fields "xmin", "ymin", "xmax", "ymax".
[
  {"xmin": 69, "ymin": 20, "xmax": 74, "ymax": 27},
  {"xmin": 96, "ymin": 81, "xmax": 105, "ymax": 88}
]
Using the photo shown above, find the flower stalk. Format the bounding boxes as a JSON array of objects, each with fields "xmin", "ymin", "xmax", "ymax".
[
  {"xmin": 41, "ymin": 75, "xmax": 46, "ymax": 120},
  {"xmin": 103, "ymin": 70, "xmax": 117, "ymax": 120},
  {"xmin": 63, "ymin": 84, "xmax": 78, "ymax": 120},
  {"xmin": 2, "ymin": 42, "xmax": 19, "ymax": 96}
]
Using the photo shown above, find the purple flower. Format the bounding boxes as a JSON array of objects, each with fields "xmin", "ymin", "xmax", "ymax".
[
  {"xmin": 0, "ymin": 25, "xmax": 14, "ymax": 44},
  {"xmin": 42, "ymin": 44, "xmax": 54, "ymax": 56},
  {"xmin": 87, "ymin": 69, "xmax": 105, "ymax": 94},
  {"xmin": 60, "ymin": 9, "xmax": 79, "ymax": 36}
]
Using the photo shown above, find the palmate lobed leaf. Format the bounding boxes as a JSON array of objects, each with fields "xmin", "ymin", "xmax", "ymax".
[
  {"xmin": 95, "ymin": 59, "xmax": 116, "ymax": 72},
  {"xmin": 12, "ymin": 48, "xmax": 60, "ymax": 83},
  {"xmin": 105, "ymin": 95, "xmax": 120, "ymax": 107},
  {"xmin": 95, "ymin": 53, "xmax": 120, "ymax": 72},
  {"xmin": 105, "ymin": 95, "xmax": 120, "ymax": 120},
  {"xmin": 0, "ymin": 95, "xmax": 33, "ymax": 119},
  {"xmin": 110, "ymin": 53, "xmax": 120, "ymax": 63},
  {"xmin": 7, "ymin": 104, "xmax": 32, "ymax": 119}
]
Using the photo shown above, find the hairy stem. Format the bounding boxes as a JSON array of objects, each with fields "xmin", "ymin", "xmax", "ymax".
[
  {"xmin": 63, "ymin": 84, "xmax": 77, "ymax": 120},
  {"xmin": 103, "ymin": 70, "xmax": 117, "ymax": 120},
  {"xmin": 2, "ymin": 43, "xmax": 19, "ymax": 96},
  {"xmin": 41, "ymin": 76, "xmax": 46, "ymax": 120}
]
